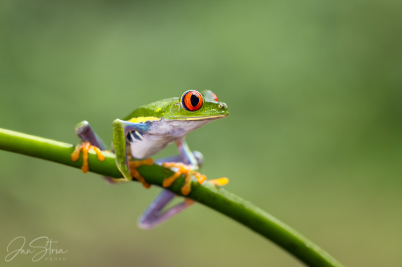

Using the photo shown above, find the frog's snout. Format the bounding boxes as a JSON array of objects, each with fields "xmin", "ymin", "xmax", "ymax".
[
  {"xmin": 218, "ymin": 103, "xmax": 228, "ymax": 109},
  {"xmin": 217, "ymin": 102, "xmax": 229, "ymax": 117}
]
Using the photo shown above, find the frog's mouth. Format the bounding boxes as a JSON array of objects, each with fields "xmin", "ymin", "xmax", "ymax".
[{"xmin": 171, "ymin": 114, "xmax": 228, "ymax": 120}]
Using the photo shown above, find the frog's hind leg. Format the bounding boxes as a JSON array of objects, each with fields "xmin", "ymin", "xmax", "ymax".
[
  {"xmin": 137, "ymin": 151, "xmax": 204, "ymax": 229},
  {"xmin": 137, "ymin": 189, "xmax": 194, "ymax": 230},
  {"xmin": 72, "ymin": 121, "xmax": 114, "ymax": 183},
  {"xmin": 75, "ymin": 121, "xmax": 108, "ymax": 150}
]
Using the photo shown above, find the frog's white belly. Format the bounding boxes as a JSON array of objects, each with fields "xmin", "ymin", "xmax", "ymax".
[
  {"xmin": 129, "ymin": 133, "xmax": 178, "ymax": 159},
  {"xmin": 127, "ymin": 119, "xmax": 214, "ymax": 159}
]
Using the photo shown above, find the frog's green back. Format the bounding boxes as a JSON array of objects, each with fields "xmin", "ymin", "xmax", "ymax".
[{"xmin": 123, "ymin": 97, "xmax": 178, "ymax": 120}]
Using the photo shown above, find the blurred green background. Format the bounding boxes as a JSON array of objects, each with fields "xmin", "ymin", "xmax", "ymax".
[{"xmin": 1, "ymin": 1, "xmax": 401, "ymax": 266}]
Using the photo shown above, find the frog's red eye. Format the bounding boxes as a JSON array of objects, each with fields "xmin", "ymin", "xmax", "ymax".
[
  {"xmin": 212, "ymin": 92, "xmax": 218, "ymax": 101},
  {"xmin": 181, "ymin": 90, "xmax": 203, "ymax": 111}
]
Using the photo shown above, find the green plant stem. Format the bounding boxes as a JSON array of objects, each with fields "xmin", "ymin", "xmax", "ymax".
[{"xmin": 0, "ymin": 128, "xmax": 344, "ymax": 267}]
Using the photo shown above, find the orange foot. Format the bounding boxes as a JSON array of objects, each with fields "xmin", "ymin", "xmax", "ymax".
[
  {"xmin": 162, "ymin": 162, "xmax": 229, "ymax": 196},
  {"xmin": 71, "ymin": 142, "xmax": 105, "ymax": 173},
  {"xmin": 128, "ymin": 159, "xmax": 154, "ymax": 189}
]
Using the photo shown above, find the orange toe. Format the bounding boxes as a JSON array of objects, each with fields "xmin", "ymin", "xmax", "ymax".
[
  {"xmin": 209, "ymin": 177, "xmax": 229, "ymax": 186},
  {"xmin": 128, "ymin": 159, "xmax": 153, "ymax": 188},
  {"xmin": 71, "ymin": 142, "xmax": 105, "ymax": 174}
]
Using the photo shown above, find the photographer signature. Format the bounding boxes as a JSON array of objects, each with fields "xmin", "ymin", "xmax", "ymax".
[{"xmin": 5, "ymin": 236, "xmax": 68, "ymax": 262}]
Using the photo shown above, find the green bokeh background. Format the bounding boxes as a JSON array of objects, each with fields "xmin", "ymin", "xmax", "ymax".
[{"xmin": 1, "ymin": 1, "xmax": 401, "ymax": 266}]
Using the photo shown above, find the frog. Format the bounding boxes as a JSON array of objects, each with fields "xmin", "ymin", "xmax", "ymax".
[{"xmin": 70, "ymin": 90, "xmax": 229, "ymax": 229}]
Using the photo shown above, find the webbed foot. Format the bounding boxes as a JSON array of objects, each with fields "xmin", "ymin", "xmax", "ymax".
[
  {"xmin": 71, "ymin": 141, "xmax": 105, "ymax": 173},
  {"xmin": 161, "ymin": 162, "xmax": 228, "ymax": 195}
]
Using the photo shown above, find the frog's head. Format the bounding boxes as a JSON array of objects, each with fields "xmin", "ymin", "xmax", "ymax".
[{"xmin": 164, "ymin": 90, "xmax": 229, "ymax": 121}]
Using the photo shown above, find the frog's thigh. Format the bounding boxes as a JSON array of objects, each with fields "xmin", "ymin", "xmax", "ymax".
[{"xmin": 137, "ymin": 189, "xmax": 194, "ymax": 230}]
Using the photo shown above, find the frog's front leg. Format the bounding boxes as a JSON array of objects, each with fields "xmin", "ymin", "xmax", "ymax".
[{"xmin": 113, "ymin": 119, "xmax": 153, "ymax": 188}]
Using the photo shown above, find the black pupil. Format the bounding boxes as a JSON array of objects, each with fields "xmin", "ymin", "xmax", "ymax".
[{"xmin": 190, "ymin": 93, "xmax": 199, "ymax": 107}]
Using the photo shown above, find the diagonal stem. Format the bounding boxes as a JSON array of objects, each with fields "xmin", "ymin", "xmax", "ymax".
[{"xmin": 0, "ymin": 128, "xmax": 344, "ymax": 267}]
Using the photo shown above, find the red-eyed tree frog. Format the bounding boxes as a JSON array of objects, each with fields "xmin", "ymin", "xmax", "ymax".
[{"xmin": 71, "ymin": 90, "xmax": 229, "ymax": 229}]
